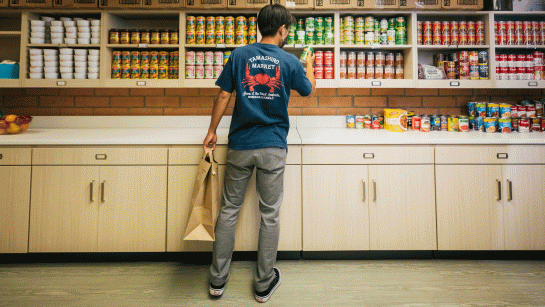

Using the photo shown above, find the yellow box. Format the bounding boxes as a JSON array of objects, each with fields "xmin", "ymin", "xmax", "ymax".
[{"xmin": 384, "ymin": 108, "xmax": 408, "ymax": 132}]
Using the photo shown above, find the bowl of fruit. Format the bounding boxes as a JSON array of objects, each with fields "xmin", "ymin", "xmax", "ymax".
[{"xmin": 0, "ymin": 114, "xmax": 33, "ymax": 135}]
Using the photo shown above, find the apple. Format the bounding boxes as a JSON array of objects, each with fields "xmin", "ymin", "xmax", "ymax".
[{"xmin": 15, "ymin": 116, "xmax": 25, "ymax": 126}]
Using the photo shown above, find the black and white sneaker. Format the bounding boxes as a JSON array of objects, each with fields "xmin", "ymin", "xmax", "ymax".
[
  {"xmin": 209, "ymin": 281, "xmax": 226, "ymax": 297},
  {"xmin": 255, "ymin": 267, "xmax": 281, "ymax": 303}
]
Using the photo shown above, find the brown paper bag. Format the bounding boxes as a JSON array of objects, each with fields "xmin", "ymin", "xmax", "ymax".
[{"xmin": 183, "ymin": 148, "xmax": 219, "ymax": 241}]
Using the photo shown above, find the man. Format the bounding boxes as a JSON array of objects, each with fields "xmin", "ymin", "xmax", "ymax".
[{"xmin": 202, "ymin": 4, "xmax": 316, "ymax": 303}]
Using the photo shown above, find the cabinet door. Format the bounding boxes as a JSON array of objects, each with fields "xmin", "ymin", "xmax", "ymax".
[
  {"xmin": 0, "ymin": 166, "xmax": 31, "ymax": 253},
  {"xmin": 29, "ymin": 166, "xmax": 99, "ymax": 253},
  {"xmin": 302, "ymin": 165, "xmax": 369, "ymax": 251},
  {"xmin": 503, "ymin": 165, "xmax": 545, "ymax": 250},
  {"xmin": 436, "ymin": 165, "xmax": 504, "ymax": 250},
  {"xmin": 97, "ymin": 166, "xmax": 167, "ymax": 252},
  {"xmin": 234, "ymin": 165, "xmax": 302, "ymax": 251},
  {"xmin": 369, "ymin": 165, "xmax": 437, "ymax": 250}
]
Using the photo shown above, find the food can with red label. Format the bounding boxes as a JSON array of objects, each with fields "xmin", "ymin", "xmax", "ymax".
[
  {"xmin": 433, "ymin": 33, "xmax": 441, "ymax": 45},
  {"xmin": 423, "ymin": 21, "xmax": 432, "ymax": 35},
  {"xmin": 364, "ymin": 115, "xmax": 372, "ymax": 129},
  {"xmin": 366, "ymin": 52, "xmax": 374, "ymax": 66},
  {"xmin": 506, "ymin": 21, "xmax": 515, "ymax": 34},
  {"xmin": 340, "ymin": 51, "xmax": 347, "ymax": 67},
  {"xmin": 324, "ymin": 65, "xmax": 334, "ymax": 79},
  {"xmin": 371, "ymin": 115, "xmax": 380, "ymax": 129},
  {"xmin": 476, "ymin": 33, "xmax": 485, "ymax": 45},
  {"xmin": 511, "ymin": 117, "xmax": 519, "ymax": 132},
  {"xmin": 417, "ymin": 29, "xmax": 423, "ymax": 45},
  {"xmin": 384, "ymin": 65, "xmax": 394, "ymax": 79},
  {"xmin": 195, "ymin": 51, "xmax": 204, "ymax": 65},
  {"xmin": 315, "ymin": 51, "xmax": 323, "ymax": 66},
  {"xmin": 347, "ymin": 51, "xmax": 356, "ymax": 67},
  {"xmin": 507, "ymin": 33, "xmax": 516, "ymax": 45},
  {"xmin": 213, "ymin": 65, "xmax": 223, "ymax": 79},
  {"xmin": 395, "ymin": 65, "xmax": 404, "ymax": 79},
  {"xmin": 375, "ymin": 65, "xmax": 384, "ymax": 79},
  {"xmin": 412, "ymin": 115, "xmax": 421, "ymax": 131},
  {"xmin": 424, "ymin": 33, "xmax": 432, "ymax": 45},
  {"xmin": 531, "ymin": 117, "xmax": 541, "ymax": 131},
  {"xmin": 355, "ymin": 115, "xmax": 364, "ymax": 129},
  {"xmin": 441, "ymin": 32, "xmax": 450, "ymax": 45},
  {"xmin": 339, "ymin": 66, "xmax": 346, "ymax": 79},
  {"xmin": 510, "ymin": 105, "xmax": 518, "ymax": 118},
  {"xmin": 519, "ymin": 118, "xmax": 530, "ymax": 132},
  {"xmin": 469, "ymin": 51, "xmax": 479, "ymax": 65},
  {"xmin": 468, "ymin": 32, "xmax": 476, "ymax": 45},
  {"xmin": 460, "ymin": 51, "xmax": 469, "ymax": 63},
  {"xmin": 459, "ymin": 32, "xmax": 468, "ymax": 45},
  {"xmin": 314, "ymin": 65, "xmax": 324, "ymax": 79},
  {"xmin": 517, "ymin": 105, "xmax": 526, "ymax": 118},
  {"xmin": 195, "ymin": 64, "xmax": 204, "ymax": 79},
  {"xmin": 376, "ymin": 52, "xmax": 385, "ymax": 66},
  {"xmin": 459, "ymin": 21, "xmax": 467, "ymax": 33},
  {"xmin": 324, "ymin": 51, "xmax": 334, "ymax": 66},
  {"xmin": 366, "ymin": 65, "xmax": 374, "ymax": 79},
  {"xmin": 347, "ymin": 66, "xmax": 356, "ymax": 79},
  {"xmin": 357, "ymin": 66, "xmax": 365, "ymax": 79},
  {"xmin": 527, "ymin": 105, "xmax": 536, "ymax": 118}
]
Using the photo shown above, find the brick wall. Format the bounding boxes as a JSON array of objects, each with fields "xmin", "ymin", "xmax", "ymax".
[{"xmin": 1, "ymin": 88, "xmax": 544, "ymax": 116}]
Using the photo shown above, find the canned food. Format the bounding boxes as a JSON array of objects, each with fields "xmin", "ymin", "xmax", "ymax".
[
  {"xmin": 371, "ymin": 115, "xmax": 380, "ymax": 129},
  {"xmin": 130, "ymin": 51, "xmax": 140, "ymax": 65},
  {"xmin": 531, "ymin": 117, "xmax": 541, "ymax": 131},
  {"xmin": 412, "ymin": 115, "xmax": 421, "ymax": 131},
  {"xmin": 130, "ymin": 65, "xmax": 140, "ymax": 79},
  {"xmin": 141, "ymin": 51, "xmax": 150, "ymax": 65},
  {"xmin": 195, "ymin": 51, "xmax": 204, "ymax": 65},
  {"xmin": 420, "ymin": 115, "xmax": 431, "ymax": 132},
  {"xmin": 527, "ymin": 105, "xmax": 536, "ymax": 118},
  {"xmin": 520, "ymin": 118, "xmax": 530, "ymax": 132},
  {"xmin": 204, "ymin": 64, "xmax": 214, "ymax": 79},
  {"xmin": 112, "ymin": 51, "xmax": 122, "ymax": 65},
  {"xmin": 324, "ymin": 65, "xmax": 334, "ymax": 79},
  {"xmin": 185, "ymin": 65, "xmax": 195, "ymax": 79},
  {"xmin": 347, "ymin": 66, "xmax": 356, "ymax": 79},
  {"xmin": 141, "ymin": 65, "xmax": 149, "ymax": 79},
  {"xmin": 159, "ymin": 51, "xmax": 169, "ymax": 66},
  {"xmin": 364, "ymin": 115, "xmax": 372, "ymax": 129},
  {"xmin": 355, "ymin": 115, "xmax": 364, "ymax": 129},
  {"xmin": 500, "ymin": 104, "xmax": 511, "ymax": 118},
  {"xmin": 498, "ymin": 118, "xmax": 512, "ymax": 133},
  {"xmin": 204, "ymin": 51, "xmax": 214, "ymax": 65},
  {"xmin": 111, "ymin": 64, "xmax": 121, "ymax": 79},
  {"xmin": 324, "ymin": 51, "xmax": 334, "ymax": 66},
  {"xmin": 121, "ymin": 64, "xmax": 130, "ymax": 79},
  {"xmin": 346, "ymin": 115, "xmax": 355, "ymax": 128},
  {"xmin": 487, "ymin": 103, "xmax": 500, "ymax": 117},
  {"xmin": 476, "ymin": 102, "xmax": 487, "ymax": 117},
  {"xmin": 356, "ymin": 66, "xmax": 365, "ymax": 79},
  {"xmin": 459, "ymin": 116, "xmax": 469, "ymax": 132},
  {"xmin": 448, "ymin": 116, "xmax": 459, "ymax": 132},
  {"xmin": 315, "ymin": 65, "xmax": 324, "ymax": 79},
  {"xmin": 484, "ymin": 117, "xmax": 497, "ymax": 133},
  {"xmin": 475, "ymin": 116, "xmax": 484, "ymax": 132}
]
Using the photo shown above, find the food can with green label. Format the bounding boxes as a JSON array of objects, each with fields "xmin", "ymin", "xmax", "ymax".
[
  {"xmin": 296, "ymin": 30, "xmax": 305, "ymax": 45},
  {"xmin": 305, "ymin": 31, "xmax": 314, "ymax": 45},
  {"xmin": 324, "ymin": 30, "xmax": 334, "ymax": 45},
  {"xmin": 396, "ymin": 17, "xmax": 406, "ymax": 30},
  {"xmin": 314, "ymin": 31, "xmax": 323, "ymax": 45},
  {"xmin": 325, "ymin": 17, "xmax": 333, "ymax": 31},
  {"xmin": 300, "ymin": 45, "xmax": 314, "ymax": 64},
  {"xmin": 355, "ymin": 17, "xmax": 365, "ymax": 31},
  {"xmin": 315, "ymin": 16, "xmax": 323, "ymax": 32},
  {"xmin": 365, "ymin": 16, "xmax": 374, "ymax": 32},
  {"xmin": 305, "ymin": 17, "xmax": 315, "ymax": 32},
  {"xmin": 287, "ymin": 28, "xmax": 295, "ymax": 45},
  {"xmin": 395, "ymin": 28, "xmax": 406, "ymax": 45}
]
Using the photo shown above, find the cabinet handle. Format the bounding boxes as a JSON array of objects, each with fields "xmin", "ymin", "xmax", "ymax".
[
  {"xmin": 507, "ymin": 180, "xmax": 513, "ymax": 201},
  {"xmin": 496, "ymin": 179, "xmax": 502, "ymax": 201},
  {"xmin": 362, "ymin": 180, "xmax": 366, "ymax": 201},
  {"xmin": 90, "ymin": 180, "xmax": 95, "ymax": 202},
  {"xmin": 101, "ymin": 180, "xmax": 106, "ymax": 202},
  {"xmin": 373, "ymin": 180, "xmax": 377, "ymax": 202}
]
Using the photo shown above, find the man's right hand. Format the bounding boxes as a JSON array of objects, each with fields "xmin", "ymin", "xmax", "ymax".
[
  {"xmin": 306, "ymin": 53, "xmax": 316, "ymax": 70},
  {"xmin": 203, "ymin": 132, "xmax": 217, "ymax": 151}
]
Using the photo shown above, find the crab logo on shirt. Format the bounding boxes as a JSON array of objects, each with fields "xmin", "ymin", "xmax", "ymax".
[{"xmin": 242, "ymin": 63, "xmax": 283, "ymax": 93}]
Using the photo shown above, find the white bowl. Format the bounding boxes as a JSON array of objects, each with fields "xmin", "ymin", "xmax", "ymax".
[
  {"xmin": 75, "ymin": 67, "xmax": 87, "ymax": 73},
  {"xmin": 87, "ymin": 73, "xmax": 98, "ymax": 79},
  {"xmin": 29, "ymin": 73, "xmax": 43, "ymax": 79},
  {"xmin": 78, "ymin": 32, "xmax": 91, "ymax": 39},
  {"xmin": 88, "ymin": 49, "xmax": 99, "ymax": 56},
  {"xmin": 44, "ymin": 55, "xmax": 58, "ymax": 61},
  {"xmin": 59, "ymin": 48, "xmax": 74, "ymax": 55},
  {"xmin": 30, "ymin": 37, "xmax": 45, "ymax": 44},
  {"xmin": 65, "ymin": 27, "xmax": 77, "ymax": 33},
  {"xmin": 51, "ymin": 21, "xmax": 63, "ymax": 27},
  {"xmin": 88, "ymin": 66, "xmax": 99, "ymax": 73},
  {"xmin": 30, "ymin": 55, "xmax": 44, "ymax": 61},
  {"xmin": 91, "ymin": 19, "xmax": 100, "ymax": 26},
  {"xmin": 65, "ymin": 38, "xmax": 77, "ymax": 44},
  {"xmin": 91, "ymin": 31, "xmax": 100, "ymax": 38},
  {"xmin": 30, "ymin": 32, "xmax": 45, "ymax": 38},
  {"xmin": 30, "ymin": 61, "xmax": 43, "ymax": 67},
  {"xmin": 64, "ymin": 20, "xmax": 75, "ymax": 27},
  {"xmin": 74, "ymin": 55, "xmax": 87, "ymax": 61},
  {"xmin": 76, "ymin": 20, "xmax": 90, "ymax": 27},
  {"xmin": 44, "ymin": 62, "xmax": 58, "ymax": 67},
  {"xmin": 87, "ymin": 55, "xmax": 99, "ymax": 62},
  {"xmin": 74, "ymin": 73, "xmax": 86, "ymax": 79},
  {"xmin": 60, "ymin": 54, "xmax": 73, "ymax": 61},
  {"xmin": 78, "ymin": 27, "xmax": 90, "ymax": 33},
  {"xmin": 50, "ymin": 26, "xmax": 64, "ymax": 33},
  {"xmin": 43, "ymin": 49, "xmax": 58, "ymax": 56},
  {"xmin": 75, "ymin": 61, "xmax": 87, "ymax": 67},
  {"xmin": 29, "ymin": 48, "xmax": 43, "ymax": 55},
  {"xmin": 73, "ymin": 17, "xmax": 83, "ymax": 21},
  {"xmin": 30, "ymin": 26, "xmax": 46, "ymax": 33},
  {"xmin": 51, "ymin": 38, "xmax": 64, "ymax": 44},
  {"xmin": 29, "ymin": 66, "xmax": 44, "ymax": 73},
  {"xmin": 87, "ymin": 61, "xmax": 99, "ymax": 68},
  {"xmin": 78, "ymin": 38, "xmax": 90, "ymax": 45},
  {"xmin": 44, "ymin": 66, "xmax": 59, "ymax": 73},
  {"xmin": 65, "ymin": 32, "xmax": 77, "ymax": 39},
  {"xmin": 60, "ymin": 66, "xmax": 73, "ymax": 73},
  {"xmin": 30, "ymin": 20, "xmax": 46, "ymax": 27},
  {"xmin": 45, "ymin": 73, "xmax": 59, "ymax": 79},
  {"xmin": 60, "ymin": 17, "xmax": 72, "ymax": 21},
  {"xmin": 90, "ymin": 38, "xmax": 100, "ymax": 44},
  {"xmin": 51, "ymin": 32, "xmax": 64, "ymax": 38},
  {"xmin": 61, "ymin": 73, "xmax": 74, "ymax": 79},
  {"xmin": 60, "ymin": 61, "xmax": 73, "ymax": 67},
  {"xmin": 41, "ymin": 16, "xmax": 55, "ymax": 22},
  {"xmin": 91, "ymin": 26, "xmax": 100, "ymax": 32},
  {"xmin": 74, "ymin": 49, "xmax": 88, "ymax": 56}
]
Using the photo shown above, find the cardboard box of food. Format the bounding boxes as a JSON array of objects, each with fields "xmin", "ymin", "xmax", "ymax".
[
  {"xmin": 99, "ymin": 0, "xmax": 143, "ymax": 8},
  {"xmin": 272, "ymin": 0, "xmax": 314, "ymax": 9},
  {"xmin": 184, "ymin": 0, "xmax": 227, "ymax": 9},
  {"xmin": 143, "ymin": 0, "xmax": 184, "ymax": 8},
  {"xmin": 398, "ymin": 0, "xmax": 441, "ymax": 9},
  {"xmin": 441, "ymin": 0, "xmax": 483, "ymax": 10},
  {"xmin": 227, "ymin": 0, "xmax": 269, "ymax": 9},
  {"xmin": 53, "ymin": 0, "xmax": 99, "ymax": 8},
  {"xmin": 354, "ymin": 0, "xmax": 399, "ymax": 9},
  {"xmin": 314, "ymin": 0, "xmax": 357, "ymax": 10},
  {"xmin": 9, "ymin": 0, "xmax": 52, "ymax": 7}
]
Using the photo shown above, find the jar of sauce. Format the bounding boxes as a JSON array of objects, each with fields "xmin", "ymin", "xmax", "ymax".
[
  {"xmin": 120, "ymin": 29, "xmax": 130, "ymax": 44},
  {"xmin": 130, "ymin": 29, "xmax": 141, "ymax": 44},
  {"xmin": 160, "ymin": 29, "xmax": 170, "ymax": 45},
  {"xmin": 109, "ymin": 29, "xmax": 120, "ymax": 44},
  {"xmin": 140, "ymin": 29, "xmax": 150, "ymax": 44},
  {"xmin": 151, "ymin": 29, "xmax": 160, "ymax": 44},
  {"xmin": 170, "ymin": 29, "xmax": 179, "ymax": 44}
]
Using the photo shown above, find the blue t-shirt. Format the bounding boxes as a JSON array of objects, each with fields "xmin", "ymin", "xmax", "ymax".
[{"xmin": 215, "ymin": 43, "xmax": 312, "ymax": 150}]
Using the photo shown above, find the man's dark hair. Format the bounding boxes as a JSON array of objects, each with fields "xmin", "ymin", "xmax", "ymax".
[{"xmin": 257, "ymin": 4, "xmax": 295, "ymax": 37}]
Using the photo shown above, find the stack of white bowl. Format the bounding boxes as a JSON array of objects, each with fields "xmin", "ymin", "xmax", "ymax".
[
  {"xmin": 50, "ymin": 20, "xmax": 65, "ymax": 45},
  {"xmin": 91, "ymin": 19, "xmax": 100, "ymax": 44},
  {"xmin": 29, "ymin": 48, "xmax": 44, "ymax": 79},
  {"xmin": 87, "ymin": 49, "xmax": 100, "ymax": 79},
  {"xmin": 59, "ymin": 48, "xmax": 74, "ymax": 79},
  {"xmin": 29, "ymin": 20, "xmax": 46, "ymax": 45},
  {"xmin": 43, "ymin": 49, "xmax": 59, "ymax": 79},
  {"xmin": 73, "ymin": 49, "xmax": 87, "ymax": 79}
]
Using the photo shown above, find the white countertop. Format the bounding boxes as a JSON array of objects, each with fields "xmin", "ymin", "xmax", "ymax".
[{"xmin": 1, "ymin": 116, "xmax": 545, "ymax": 145}]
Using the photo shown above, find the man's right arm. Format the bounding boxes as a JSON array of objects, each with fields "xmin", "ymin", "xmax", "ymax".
[
  {"xmin": 305, "ymin": 53, "xmax": 316, "ymax": 96},
  {"xmin": 203, "ymin": 89, "xmax": 232, "ymax": 151}
]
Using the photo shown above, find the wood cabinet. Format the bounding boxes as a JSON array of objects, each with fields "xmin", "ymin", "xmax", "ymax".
[{"xmin": 0, "ymin": 166, "xmax": 31, "ymax": 253}]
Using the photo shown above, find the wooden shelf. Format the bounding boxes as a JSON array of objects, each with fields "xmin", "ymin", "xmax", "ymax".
[
  {"xmin": 0, "ymin": 31, "xmax": 22, "ymax": 37},
  {"xmin": 106, "ymin": 44, "xmax": 180, "ymax": 49},
  {"xmin": 0, "ymin": 79, "xmax": 21, "ymax": 87},
  {"xmin": 23, "ymin": 79, "xmax": 101, "ymax": 88},
  {"xmin": 102, "ymin": 79, "xmax": 180, "ymax": 88},
  {"xmin": 334, "ymin": 79, "xmax": 415, "ymax": 88},
  {"xmin": 495, "ymin": 80, "xmax": 545, "ymax": 89}
]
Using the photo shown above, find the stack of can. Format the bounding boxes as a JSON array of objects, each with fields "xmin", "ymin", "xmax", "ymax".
[
  {"xmin": 495, "ymin": 20, "xmax": 545, "ymax": 46},
  {"xmin": 346, "ymin": 114, "xmax": 384, "ymax": 129},
  {"xmin": 420, "ymin": 20, "xmax": 484, "ymax": 46},
  {"xmin": 339, "ymin": 51, "xmax": 404, "ymax": 79},
  {"xmin": 468, "ymin": 100, "xmax": 545, "ymax": 133},
  {"xmin": 185, "ymin": 50, "xmax": 230, "ymax": 79},
  {"xmin": 495, "ymin": 52, "xmax": 544, "ymax": 80},
  {"xmin": 186, "ymin": 15, "xmax": 256, "ymax": 46},
  {"xmin": 289, "ymin": 16, "xmax": 334, "ymax": 46},
  {"xmin": 433, "ymin": 51, "xmax": 488, "ymax": 80},
  {"xmin": 341, "ymin": 15, "xmax": 405, "ymax": 46},
  {"xmin": 313, "ymin": 50, "xmax": 334, "ymax": 79},
  {"xmin": 111, "ymin": 50, "xmax": 178, "ymax": 79}
]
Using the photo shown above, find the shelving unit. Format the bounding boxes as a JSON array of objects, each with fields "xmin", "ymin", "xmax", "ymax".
[{"xmin": 0, "ymin": 10, "xmax": 543, "ymax": 88}]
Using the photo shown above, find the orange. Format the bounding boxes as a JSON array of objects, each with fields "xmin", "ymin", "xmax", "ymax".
[
  {"xmin": 20, "ymin": 123, "xmax": 30, "ymax": 131},
  {"xmin": 7, "ymin": 123, "xmax": 21, "ymax": 134},
  {"xmin": 4, "ymin": 114, "xmax": 18, "ymax": 122}
]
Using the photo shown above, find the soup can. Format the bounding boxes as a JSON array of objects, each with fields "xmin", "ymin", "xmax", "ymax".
[
  {"xmin": 499, "ymin": 104, "xmax": 511, "ymax": 118},
  {"xmin": 459, "ymin": 116, "xmax": 469, "ymax": 132},
  {"xmin": 487, "ymin": 103, "xmax": 500, "ymax": 117},
  {"xmin": 324, "ymin": 51, "xmax": 334, "ymax": 65},
  {"xmin": 213, "ymin": 65, "xmax": 223, "ymax": 79},
  {"xmin": 476, "ymin": 102, "xmax": 487, "ymax": 117},
  {"xmin": 468, "ymin": 102, "xmax": 476, "ymax": 117},
  {"xmin": 185, "ymin": 51, "xmax": 195, "ymax": 65},
  {"xmin": 204, "ymin": 64, "xmax": 214, "ymax": 79},
  {"xmin": 324, "ymin": 65, "xmax": 334, "ymax": 79},
  {"xmin": 141, "ymin": 51, "xmax": 150, "ymax": 65},
  {"xmin": 412, "ymin": 115, "xmax": 421, "ymax": 131},
  {"xmin": 519, "ymin": 118, "xmax": 530, "ymax": 132},
  {"xmin": 111, "ymin": 64, "xmax": 121, "ymax": 79},
  {"xmin": 315, "ymin": 51, "xmax": 324, "ymax": 66},
  {"xmin": 511, "ymin": 117, "xmax": 519, "ymax": 132},
  {"xmin": 448, "ymin": 116, "xmax": 459, "ymax": 132},
  {"xmin": 474, "ymin": 116, "xmax": 484, "ymax": 132},
  {"xmin": 185, "ymin": 65, "xmax": 195, "ymax": 79},
  {"xmin": 355, "ymin": 115, "xmax": 364, "ymax": 129},
  {"xmin": 150, "ymin": 65, "xmax": 158, "ymax": 79},
  {"xmin": 195, "ymin": 65, "xmax": 204, "ymax": 79},
  {"xmin": 484, "ymin": 117, "xmax": 497, "ymax": 133},
  {"xmin": 315, "ymin": 65, "xmax": 324, "ymax": 79},
  {"xmin": 498, "ymin": 118, "xmax": 512, "ymax": 133},
  {"xmin": 130, "ymin": 65, "xmax": 140, "ymax": 79}
]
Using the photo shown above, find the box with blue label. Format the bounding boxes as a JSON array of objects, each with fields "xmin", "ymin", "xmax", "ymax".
[{"xmin": 0, "ymin": 63, "xmax": 20, "ymax": 79}]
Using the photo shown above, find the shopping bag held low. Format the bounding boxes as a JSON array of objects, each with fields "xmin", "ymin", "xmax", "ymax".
[{"xmin": 183, "ymin": 148, "xmax": 219, "ymax": 241}]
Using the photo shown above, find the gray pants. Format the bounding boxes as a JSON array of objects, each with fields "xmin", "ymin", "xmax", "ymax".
[{"xmin": 210, "ymin": 147, "xmax": 287, "ymax": 292}]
